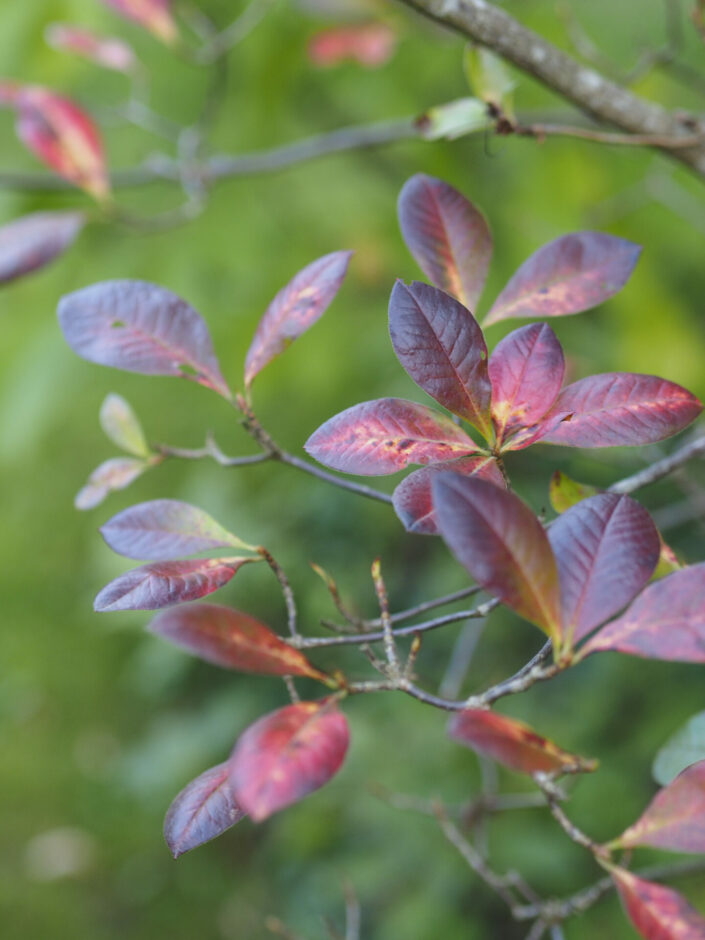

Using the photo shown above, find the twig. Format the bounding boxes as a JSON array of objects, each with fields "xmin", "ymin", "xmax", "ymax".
[
  {"xmin": 608, "ymin": 433, "xmax": 705, "ymax": 493},
  {"xmin": 516, "ymin": 122, "xmax": 703, "ymax": 149},
  {"xmin": 343, "ymin": 881, "xmax": 361, "ymax": 940},
  {"xmin": 371, "ymin": 559, "xmax": 400, "ymax": 676},
  {"xmin": 257, "ymin": 547, "xmax": 298, "ymax": 639}
]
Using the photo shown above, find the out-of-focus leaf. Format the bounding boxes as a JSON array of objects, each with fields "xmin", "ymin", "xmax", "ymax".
[
  {"xmin": 94, "ymin": 557, "xmax": 255, "ymax": 612},
  {"xmin": 99, "ymin": 393, "xmax": 150, "ymax": 458},
  {"xmin": 305, "ymin": 398, "xmax": 478, "ymax": 475},
  {"xmin": 392, "ymin": 456, "xmax": 504, "ymax": 535},
  {"xmin": 610, "ymin": 865, "xmax": 705, "ymax": 939},
  {"xmin": 45, "ymin": 23, "xmax": 136, "ymax": 72},
  {"xmin": 488, "ymin": 322, "xmax": 565, "ymax": 444},
  {"xmin": 164, "ymin": 762, "xmax": 245, "ymax": 859},
  {"xmin": 229, "ymin": 700, "xmax": 349, "ymax": 821},
  {"xmin": 397, "ymin": 173, "xmax": 492, "ymax": 312},
  {"xmin": 308, "ymin": 23, "xmax": 396, "ymax": 68},
  {"xmin": 389, "ymin": 280, "xmax": 492, "ymax": 436},
  {"xmin": 484, "ymin": 233, "xmax": 641, "ymax": 326},
  {"xmin": 549, "ymin": 493, "xmax": 660, "ymax": 648},
  {"xmin": 581, "ymin": 564, "xmax": 705, "ymax": 661},
  {"xmin": 464, "ymin": 45, "xmax": 515, "ymax": 114},
  {"xmin": 540, "ymin": 374, "xmax": 702, "ymax": 447},
  {"xmin": 613, "ymin": 760, "xmax": 705, "ymax": 853},
  {"xmin": 448, "ymin": 709, "xmax": 595, "ymax": 775},
  {"xmin": 0, "ymin": 82, "xmax": 19, "ymax": 106},
  {"xmin": 14, "ymin": 86, "xmax": 109, "ymax": 200},
  {"xmin": 57, "ymin": 280, "xmax": 231, "ymax": 399},
  {"xmin": 148, "ymin": 604, "xmax": 329, "ymax": 680},
  {"xmin": 416, "ymin": 97, "xmax": 492, "ymax": 142},
  {"xmin": 75, "ymin": 457, "xmax": 148, "ymax": 510},
  {"xmin": 0, "ymin": 211, "xmax": 84, "ymax": 286},
  {"xmin": 100, "ymin": 499, "xmax": 253, "ymax": 560},
  {"xmin": 549, "ymin": 471, "xmax": 599, "ymax": 514},
  {"xmin": 101, "ymin": 0, "xmax": 178, "ymax": 44},
  {"xmin": 654, "ymin": 712, "xmax": 705, "ymax": 786},
  {"xmin": 432, "ymin": 475, "xmax": 562, "ymax": 641},
  {"xmin": 244, "ymin": 251, "xmax": 352, "ymax": 390}
]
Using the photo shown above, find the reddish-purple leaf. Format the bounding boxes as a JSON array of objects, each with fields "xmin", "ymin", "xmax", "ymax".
[
  {"xmin": 101, "ymin": 0, "xmax": 178, "ymax": 44},
  {"xmin": 484, "ymin": 232, "xmax": 641, "ymax": 326},
  {"xmin": 148, "ymin": 604, "xmax": 328, "ymax": 680},
  {"xmin": 164, "ymin": 762, "xmax": 245, "ymax": 859},
  {"xmin": 488, "ymin": 322, "xmax": 565, "ymax": 445},
  {"xmin": 540, "ymin": 373, "xmax": 702, "ymax": 447},
  {"xmin": 244, "ymin": 251, "xmax": 352, "ymax": 389},
  {"xmin": 46, "ymin": 23, "xmax": 137, "ymax": 72},
  {"xmin": 499, "ymin": 409, "xmax": 573, "ymax": 452},
  {"xmin": 397, "ymin": 174, "xmax": 492, "ymax": 311},
  {"xmin": 94, "ymin": 557, "xmax": 253, "ymax": 612},
  {"xmin": 305, "ymin": 398, "xmax": 478, "ymax": 475},
  {"xmin": 393, "ymin": 456, "xmax": 504, "ymax": 535},
  {"xmin": 0, "ymin": 211, "xmax": 84, "ymax": 285},
  {"xmin": 614, "ymin": 760, "xmax": 705, "ymax": 854},
  {"xmin": 448, "ymin": 709, "xmax": 595, "ymax": 775},
  {"xmin": 549, "ymin": 493, "xmax": 660, "ymax": 648},
  {"xmin": 75, "ymin": 457, "xmax": 147, "ymax": 510},
  {"xmin": 308, "ymin": 23, "xmax": 397, "ymax": 68},
  {"xmin": 100, "ymin": 499, "xmax": 251, "ymax": 560},
  {"xmin": 432, "ymin": 475, "xmax": 562, "ymax": 641},
  {"xmin": 611, "ymin": 866, "xmax": 705, "ymax": 940},
  {"xmin": 389, "ymin": 280, "xmax": 492, "ymax": 437},
  {"xmin": 229, "ymin": 701, "xmax": 349, "ymax": 821},
  {"xmin": 581, "ymin": 564, "xmax": 705, "ymax": 662},
  {"xmin": 57, "ymin": 280, "xmax": 230, "ymax": 398}
]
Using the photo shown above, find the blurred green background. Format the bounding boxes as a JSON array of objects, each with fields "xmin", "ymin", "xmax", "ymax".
[{"xmin": 1, "ymin": 1, "xmax": 705, "ymax": 938}]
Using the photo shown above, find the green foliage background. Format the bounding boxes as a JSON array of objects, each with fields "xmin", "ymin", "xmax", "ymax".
[{"xmin": 1, "ymin": 2, "xmax": 704, "ymax": 938}]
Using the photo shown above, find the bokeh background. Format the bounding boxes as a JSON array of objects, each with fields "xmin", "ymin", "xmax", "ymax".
[{"xmin": 1, "ymin": 1, "xmax": 705, "ymax": 938}]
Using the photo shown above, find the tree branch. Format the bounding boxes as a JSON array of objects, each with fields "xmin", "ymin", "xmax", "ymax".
[{"xmin": 608, "ymin": 433, "xmax": 705, "ymax": 494}]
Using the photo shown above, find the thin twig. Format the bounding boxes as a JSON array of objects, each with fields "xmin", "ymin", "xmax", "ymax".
[
  {"xmin": 608, "ymin": 433, "xmax": 705, "ymax": 493},
  {"xmin": 371, "ymin": 559, "xmax": 400, "ymax": 676},
  {"xmin": 257, "ymin": 547, "xmax": 298, "ymax": 639}
]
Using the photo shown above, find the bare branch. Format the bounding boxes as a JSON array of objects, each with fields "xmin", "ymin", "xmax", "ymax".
[{"xmin": 608, "ymin": 433, "xmax": 705, "ymax": 493}]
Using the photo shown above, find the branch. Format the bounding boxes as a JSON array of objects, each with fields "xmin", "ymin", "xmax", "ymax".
[{"xmin": 608, "ymin": 433, "xmax": 705, "ymax": 494}]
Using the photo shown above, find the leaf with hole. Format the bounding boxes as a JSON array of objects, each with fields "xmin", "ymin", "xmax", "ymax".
[
  {"xmin": 610, "ymin": 866, "xmax": 705, "ymax": 939},
  {"xmin": 74, "ymin": 457, "xmax": 148, "ymax": 510},
  {"xmin": 164, "ymin": 762, "xmax": 245, "ymax": 859},
  {"xmin": 0, "ymin": 211, "xmax": 84, "ymax": 286},
  {"xmin": 99, "ymin": 393, "xmax": 151, "ymax": 458}
]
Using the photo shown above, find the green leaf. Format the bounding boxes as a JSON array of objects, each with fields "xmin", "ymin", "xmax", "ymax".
[
  {"xmin": 100, "ymin": 393, "xmax": 151, "ymax": 458},
  {"xmin": 464, "ymin": 45, "xmax": 515, "ymax": 118},
  {"xmin": 653, "ymin": 712, "xmax": 705, "ymax": 786},
  {"xmin": 416, "ymin": 98, "xmax": 491, "ymax": 141}
]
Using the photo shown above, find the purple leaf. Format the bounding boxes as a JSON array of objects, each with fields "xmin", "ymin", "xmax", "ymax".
[
  {"xmin": 484, "ymin": 232, "xmax": 641, "ymax": 325},
  {"xmin": 57, "ymin": 280, "xmax": 230, "ymax": 398},
  {"xmin": 0, "ymin": 211, "xmax": 84, "ymax": 285},
  {"xmin": 164, "ymin": 762, "xmax": 245, "ymax": 859},
  {"xmin": 75, "ymin": 457, "xmax": 148, "ymax": 510}
]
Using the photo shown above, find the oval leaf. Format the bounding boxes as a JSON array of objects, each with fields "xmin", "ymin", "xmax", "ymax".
[
  {"xmin": 57, "ymin": 280, "xmax": 230, "ymax": 398},
  {"xmin": 101, "ymin": 0, "xmax": 178, "ymax": 44},
  {"xmin": 539, "ymin": 373, "xmax": 702, "ymax": 447},
  {"xmin": 94, "ymin": 557, "xmax": 253, "ymax": 612},
  {"xmin": 244, "ymin": 251, "xmax": 352, "ymax": 389},
  {"xmin": 148, "ymin": 604, "xmax": 328, "ymax": 680},
  {"xmin": 432, "ymin": 474, "xmax": 562, "ymax": 641},
  {"xmin": 393, "ymin": 455, "xmax": 504, "ymax": 535},
  {"xmin": 46, "ymin": 24, "xmax": 137, "ymax": 72},
  {"xmin": 488, "ymin": 322, "xmax": 565, "ymax": 445},
  {"xmin": 308, "ymin": 24, "xmax": 397, "ymax": 68},
  {"xmin": 0, "ymin": 211, "xmax": 84, "ymax": 285},
  {"xmin": 611, "ymin": 866, "xmax": 705, "ymax": 940},
  {"xmin": 75, "ymin": 457, "xmax": 147, "ymax": 510},
  {"xmin": 448, "ymin": 709, "xmax": 595, "ymax": 775},
  {"xmin": 484, "ymin": 232, "xmax": 641, "ymax": 325},
  {"xmin": 99, "ymin": 393, "xmax": 150, "ymax": 458},
  {"xmin": 581, "ymin": 564, "xmax": 705, "ymax": 662},
  {"xmin": 398, "ymin": 174, "xmax": 492, "ymax": 311},
  {"xmin": 305, "ymin": 398, "xmax": 478, "ymax": 476},
  {"xmin": 100, "ymin": 499, "xmax": 251, "ymax": 560},
  {"xmin": 229, "ymin": 701, "xmax": 349, "ymax": 821},
  {"xmin": 654, "ymin": 712, "xmax": 705, "ymax": 787},
  {"xmin": 549, "ymin": 471, "xmax": 599, "ymax": 514},
  {"xmin": 389, "ymin": 280, "xmax": 492, "ymax": 437},
  {"xmin": 164, "ymin": 762, "xmax": 245, "ymax": 859},
  {"xmin": 549, "ymin": 493, "xmax": 660, "ymax": 648}
]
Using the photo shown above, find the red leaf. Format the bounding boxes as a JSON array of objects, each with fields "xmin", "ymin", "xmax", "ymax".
[
  {"xmin": 94, "ymin": 557, "xmax": 253, "ymax": 612},
  {"xmin": 101, "ymin": 0, "xmax": 178, "ymax": 44},
  {"xmin": 397, "ymin": 173, "xmax": 492, "ymax": 311},
  {"xmin": 549, "ymin": 493, "xmax": 660, "ymax": 649},
  {"xmin": 74, "ymin": 457, "xmax": 147, "ymax": 510},
  {"xmin": 499, "ymin": 409, "xmax": 573, "ymax": 452},
  {"xmin": 484, "ymin": 232, "xmax": 641, "ymax": 325},
  {"xmin": 305, "ymin": 398, "xmax": 478, "ymax": 475},
  {"xmin": 581, "ymin": 564, "xmax": 705, "ymax": 662},
  {"xmin": 448, "ymin": 709, "xmax": 595, "ymax": 775},
  {"xmin": 488, "ymin": 322, "xmax": 564, "ymax": 445},
  {"xmin": 540, "ymin": 373, "xmax": 702, "ymax": 447},
  {"xmin": 308, "ymin": 23, "xmax": 397, "ymax": 68},
  {"xmin": 164, "ymin": 762, "xmax": 245, "ymax": 859},
  {"xmin": 615, "ymin": 760, "xmax": 705, "ymax": 854},
  {"xmin": 14, "ymin": 86, "xmax": 109, "ymax": 200},
  {"xmin": 392, "ymin": 456, "xmax": 504, "ymax": 535},
  {"xmin": 432, "ymin": 475, "xmax": 562, "ymax": 641},
  {"xmin": 0, "ymin": 211, "xmax": 84, "ymax": 285},
  {"xmin": 244, "ymin": 251, "xmax": 352, "ymax": 389},
  {"xmin": 611, "ymin": 866, "xmax": 705, "ymax": 939},
  {"xmin": 389, "ymin": 280, "xmax": 492, "ymax": 437},
  {"xmin": 100, "ymin": 499, "xmax": 250, "ymax": 560},
  {"xmin": 46, "ymin": 23, "xmax": 136, "ymax": 72},
  {"xmin": 148, "ymin": 604, "xmax": 328, "ymax": 680},
  {"xmin": 229, "ymin": 701, "xmax": 349, "ymax": 821},
  {"xmin": 57, "ymin": 280, "xmax": 230, "ymax": 398}
]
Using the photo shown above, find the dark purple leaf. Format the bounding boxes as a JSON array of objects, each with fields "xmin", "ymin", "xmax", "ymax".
[
  {"xmin": 164, "ymin": 762, "xmax": 245, "ymax": 859},
  {"xmin": 0, "ymin": 211, "xmax": 84, "ymax": 285}
]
